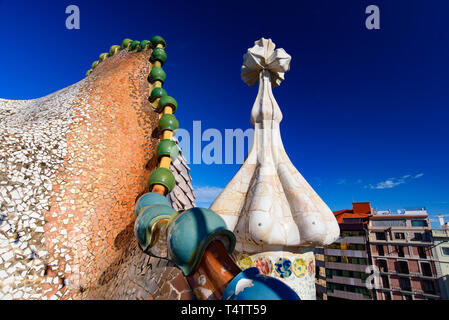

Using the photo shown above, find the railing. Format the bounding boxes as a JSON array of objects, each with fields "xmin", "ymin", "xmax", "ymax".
[
  {"xmin": 324, "ymin": 248, "xmax": 368, "ymax": 258},
  {"xmin": 390, "ymin": 286, "xmax": 412, "ymax": 293},
  {"xmin": 327, "ymin": 276, "xmax": 366, "ymax": 287},
  {"xmin": 422, "ymin": 291, "xmax": 439, "ymax": 297},
  {"xmin": 432, "ymin": 229, "xmax": 449, "ymax": 237},
  {"xmin": 380, "ymin": 270, "xmax": 436, "ymax": 279},
  {"xmin": 325, "ymin": 262, "xmax": 368, "ymax": 272},
  {"xmin": 370, "ymin": 253, "xmax": 436, "ymax": 262},
  {"xmin": 327, "ymin": 289, "xmax": 371, "ymax": 300},
  {"xmin": 334, "ymin": 236, "xmax": 366, "ymax": 244}
]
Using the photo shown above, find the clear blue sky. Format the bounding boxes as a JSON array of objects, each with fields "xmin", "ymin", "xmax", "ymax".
[{"xmin": 0, "ymin": 0, "xmax": 448, "ymax": 227}]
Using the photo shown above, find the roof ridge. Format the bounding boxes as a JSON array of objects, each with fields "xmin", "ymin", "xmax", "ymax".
[{"xmin": 85, "ymin": 36, "xmax": 166, "ymax": 77}]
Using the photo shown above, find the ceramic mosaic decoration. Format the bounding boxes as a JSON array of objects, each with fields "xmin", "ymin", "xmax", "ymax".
[
  {"xmin": 132, "ymin": 39, "xmax": 300, "ymax": 300},
  {"xmin": 0, "ymin": 37, "xmax": 197, "ymax": 300},
  {"xmin": 210, "ymin": 38, "xmax": 340, "ymax": 299},
  {"xmin": 0, "ymin": 35, "xmax": 334, "ymax": 300}
]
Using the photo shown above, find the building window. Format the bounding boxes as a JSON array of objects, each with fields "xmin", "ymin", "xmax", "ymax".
[
  {"xmin": 341, "ymin": 231, "xmax": 365, "ymax": 237},
  {"xmin": 377, "ymin": 259, "xmax": 388, "ymax": 272},
  {"xmin": 376, "ymin": 232, "xmax": 387, "ymax": 240},
  {"xmin": 422, "ymin": 280, "xmax": 436, "ymax": 294},
  {"xmin": 377, "ymin": 245, "xmax": 385, "ymax": 256},
  {"xmin": 403, "ymin": 294, "xmax": 413, "ymax": 300},
  {"xmin": 343, "ymin": 218, "xmax": 362, "ymax": 223},
  {"xmin": 396, "ymin": 245, "xmax": 405, "ymax": 257},
  {"xmin": 381, "ymin": 275, "xmax": 390, "ymax": 288},
  {"xmin": 394, "ymin": 232, "xmax": 405, "ymax": 240},
  {"xmin": 441, "ymin": 247, "xmax": 449, "ymax": 256},
  {"xmin": 372, "ymin": 219, "xmax": 406, "ymax": 227},
  {"xmin": 418, "ymin": 247, "xmax": 427, "ymax": 259},
  {"xmin": 397, "ymin": 261, "xmax": 409, "ymax": 274},
  {"xmin": 348, "ymin": 244, "xmax": 365, "ymax": 250},
  {"xmin": 328, "ymin": 283, "xmax": 372, "ymax": 298},
  {"xmin": 333, "ymin": 269, "xmax": 342, "ymax": 277},
  {"xmin": 413, "ymin": 233, "xmax": 423, "ymax": 241},
  {"xmin": 412, "ymin": 232, "xmax": 431, "ymax": 242},
  {"xmin": 399, "ymin": 277, "xmax": 412, "ymax": 292},
  {"xmin": 420, "ymin": 262, "xmax": 432, "ymax": 277},
  {"xmin": 411, "ymin": 220, "xmax": 428, "ymax": 227}
]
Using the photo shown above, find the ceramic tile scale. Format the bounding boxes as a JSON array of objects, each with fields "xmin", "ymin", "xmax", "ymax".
[{"xmin": 210, "ymin": 38, "xmax": 340, "ymax": 299}]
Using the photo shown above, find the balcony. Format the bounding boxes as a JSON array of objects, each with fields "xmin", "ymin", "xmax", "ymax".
[
  {"xmin": 410, "ymin": 239, "xmax": 432, "ymax": 246},
  {"xmin": 325, "ymin": 262, "xmax": 368, "ymax": 273},
  {"xmin": 369, "ymin": 238, "xmax": 390, "ymax": 244},
  {"xmin": 391, "ymin": 286, "xmax": 413, "ymax": 294},
  {"xmin": 324, "ymin": 249, "xmax": 368, "ymax": 258},
  {"xmin": 409, "ymin": 289, "xmax": 439, "ymax": 300},
  {"xmin": 422, "ymin": 292, "xmax": 440, "ymax": 299},
  {"xmin": 432, "ymin": 229, "xmax": 449, "ymax": 238},
  {"xmin": 379, "ymin": 270, "xmax": 436, "ymax": 280},
  {"xmin": 327, "ymin": 289, "xmax": 371, "ymax": 300},
  {"xmin": 327, "ymin": 276, "xmax": 366, "ymax": 287},
  {"xmin": 334, "ymin": 236, "xmax": 366, "ymax": 244}
]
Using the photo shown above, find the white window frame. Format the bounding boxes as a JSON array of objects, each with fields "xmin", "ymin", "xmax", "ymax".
[{"xmin": 441, "ymin": 246, "xmax": 449, "ymax": 256}]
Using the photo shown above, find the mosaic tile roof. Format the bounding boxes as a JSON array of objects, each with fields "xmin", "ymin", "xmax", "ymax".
[{"xmin": 0, "ymin": 43, "xmax": 195, "ymax": 299}]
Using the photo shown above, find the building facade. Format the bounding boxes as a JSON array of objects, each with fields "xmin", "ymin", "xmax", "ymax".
[
  {"xmin": 314, "ymin": 246, "xmax": 327, "ymax": 300},
  {"xmin": 325, "ymin": 203, "xmax": 373, "ymax": 300},
  {"xmin": 432, "ymin": 215, "xmax": 449, "ymax": 299},
  {"xmin": 318, "ymin": 203, "xmax": 446, "ymax": 300},
  {"xmin": 368, "ymin": 209, "xmax": 440, "ymax": 300}
]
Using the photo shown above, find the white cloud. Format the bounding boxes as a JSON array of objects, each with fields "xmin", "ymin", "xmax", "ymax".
[
  {"xmin": 372, "ymin": 179, "xmax": 404, "ymax": 189},
  {"xmin": 194, "ymin": 185, "xmax": 223, "ymax": 206},
  {"xmin": 337, "ymin": 179, "xmax": 346, "ymax": 185},
  {"xmin": 367, "ymin": 173, "xmax": 424, "ymax": 190}
]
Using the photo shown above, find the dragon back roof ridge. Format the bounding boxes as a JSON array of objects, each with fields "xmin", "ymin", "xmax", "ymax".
[{"xmin": 0, "ymin": 36, "xmax": 196, "ymax": 300}]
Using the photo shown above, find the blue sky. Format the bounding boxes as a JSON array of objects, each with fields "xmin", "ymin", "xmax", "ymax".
[{"xmin": 0, "ymin": 0, "xmax": 448, "ymax": 227}]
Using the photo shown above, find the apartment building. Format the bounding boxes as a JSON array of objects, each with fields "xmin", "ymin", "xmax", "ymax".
[
  {"xmin": 432, "ymin": 215, "xmax": 449, "ymax": 299},
  {"xmin": 368, "ymin": 209, "xmax": 440, "ymax": 300},
  {"xmin": 314, "ymin": 246, "xmax": 327, "ymax": 300},
  {"xmin": 325, "ymin": 202, "xmax": 373, "ymax": 300}
]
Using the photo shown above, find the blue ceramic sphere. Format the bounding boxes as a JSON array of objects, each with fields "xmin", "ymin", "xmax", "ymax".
[
  {"xmin": 135, "ymin": 192, "xmax": 171, "ymax": 216},
  {"xmin": 222, "ymin": 267, "xmax": 300, "ymax": 300}
]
